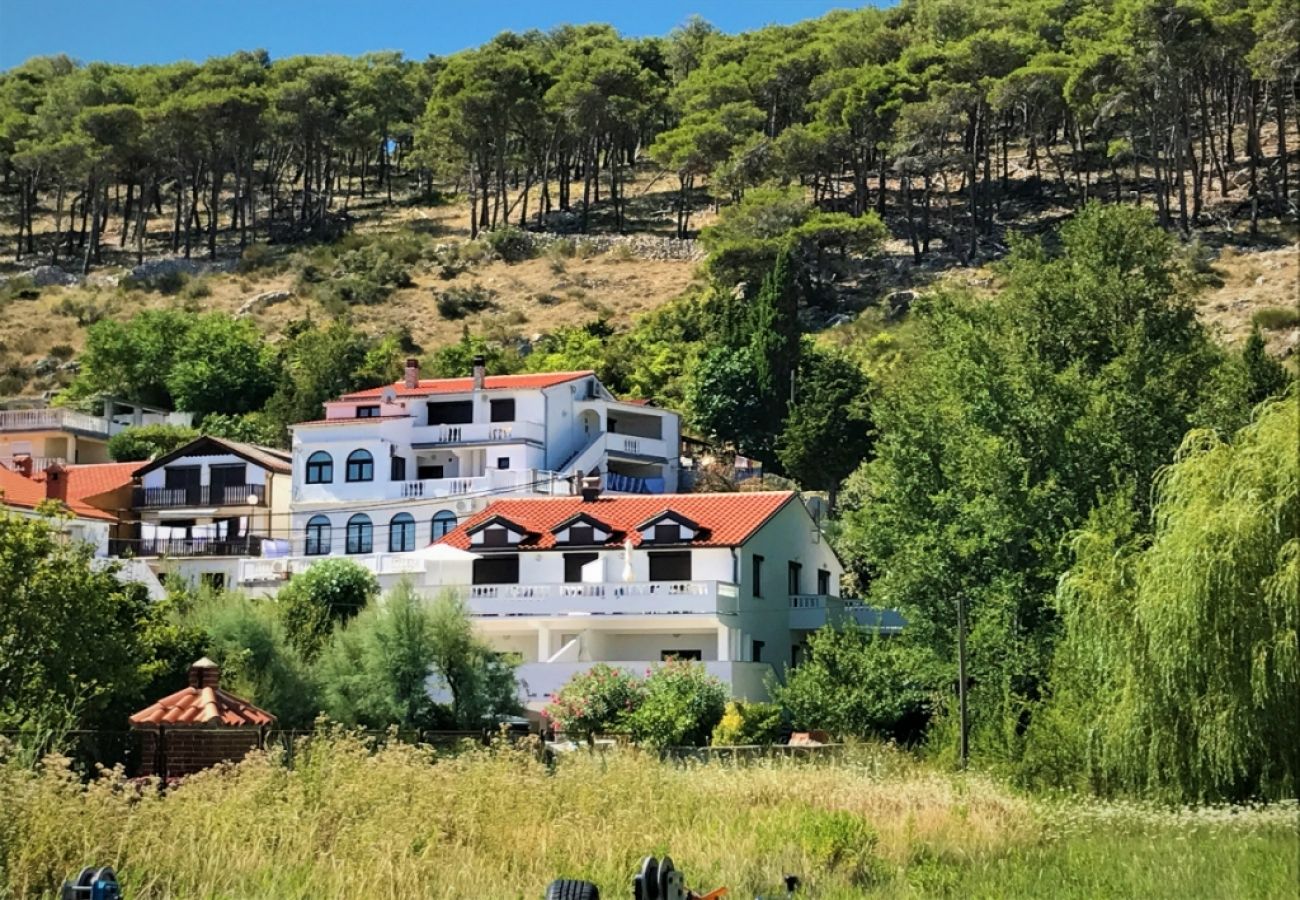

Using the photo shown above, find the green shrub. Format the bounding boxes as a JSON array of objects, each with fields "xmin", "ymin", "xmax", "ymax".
[
  {"xmin": 48, "ymin": 345, "xmax": 75, "ymax": 361},
  {"xmin": 181, "ymin": 276, "xmax": 212, "ymax": 300},
  {"xmin": 107, "ymin": 423, "xmax": 200, "ymax": 462},
  {"xmin": 626, "ymin": 659, "xmax": 726, "ymax": 749},
  {"xmin": 277, "ymin": 558, "xmax": 379, "ymax": 660},
  {"xmin": 546, "ymin": 238, "xmax": 576, "ymax": 260},
  {"xmin": 1251, "ymin": 306, "xmax": 1300, "ymax": 330},
  {"xmin": 711, "ymin": 700, "xmax": 784, "ymax": 746},
  {"xmin": 483, "ymin": 226, "xmax": 535, "ymax": 263},
  {"xmin": 543, "ymin": 663, "xmax": 645, "ymax": 740},
  {"xmin": 236, "ymin": 242, "xmax": 280, "ymax": 274},
  {"xmin": 436, "ymin": 285, "xmax": 498, "ymax": 320},
  {"xmin": 771, "ymin": 626, "xmax": 942, "ymax": 744}
]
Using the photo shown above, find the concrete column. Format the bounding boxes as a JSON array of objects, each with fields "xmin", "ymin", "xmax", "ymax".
[
  {"xmin": 537, "ymin": 625, "xmax": 552, "ymax": 663},
  {"xmin": 716, "ymin": 624, "xmax": 732, "ymax": 662}
]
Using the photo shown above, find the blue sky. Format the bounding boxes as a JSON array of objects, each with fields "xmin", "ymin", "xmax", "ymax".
[{"xmin": 0, "ymin": 1, "xmax": 874, "ymax": 70}]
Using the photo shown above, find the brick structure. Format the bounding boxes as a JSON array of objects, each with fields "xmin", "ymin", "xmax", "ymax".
[{"xmin": 129, "ymin": 658, "xmax": 275, "ymax": 778}]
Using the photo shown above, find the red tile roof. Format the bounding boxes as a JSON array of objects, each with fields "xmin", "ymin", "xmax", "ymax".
[
  {"xmin": 436, "ymin": 491, "xmax": 797, "ymax": 551},
  {"xmin": 0, "ymin": 465, "xmax": 120, "ymax": 522},
  {"xmin": 129, "ymin": 660, "xmax": 275, "ymax": 728},
  {"xmin": 42, "ymin": 462, "xmax": 136, "ymax": 504},
  {"xmin": 340, "ymin": 370, "xmax": 593, "ymax": 399}
]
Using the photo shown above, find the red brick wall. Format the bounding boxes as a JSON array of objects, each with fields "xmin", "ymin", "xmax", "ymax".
[{"xmin": 137, "ymin": 728, "xmax": 264, "ymax": 777}]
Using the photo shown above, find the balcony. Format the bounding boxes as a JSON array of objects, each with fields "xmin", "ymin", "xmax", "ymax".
[
  {"xmin": 238, "ymin": 552, "xmax": 427, "ymax": 584},
  {"xmin": 459, "ymin": 580, "xmax": 740, "ymax": 618},
  {"xmin": 411, "ymin": 421, "xmax": 545, "ymax": 446},
  {"xmin": 134, "ymin": 484, "xmax": 267, "ymax": 509},
  {"xmin": 514, "ymin": 660, "xmax": 774, "ymax": 705},
  {"xmin": 790, "ymin": 595, "xmax": 907, "ymax": 632},
  {"xmin": 114, "ymin": 535, "xmax": 267, "ymax": 558},
  {"xmin": 605, "ymin": 433, "xmax": 669, "ymax": 460},
  {"xmin": 0, "ymin": 408, "xmax": 109, "ymax": 436}
]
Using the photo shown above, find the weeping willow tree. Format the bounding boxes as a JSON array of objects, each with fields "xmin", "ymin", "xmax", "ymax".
[{"xmin": 1028, "ymin": 391, "xmax": 1298, "ymax": 801}]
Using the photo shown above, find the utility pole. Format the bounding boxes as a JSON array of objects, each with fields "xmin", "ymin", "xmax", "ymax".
[{"xmin": 956, "ymin": 592, "xmax": 969, "ymax": 770}]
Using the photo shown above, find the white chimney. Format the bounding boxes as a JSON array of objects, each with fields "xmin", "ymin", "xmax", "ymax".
[
  {"xmin": 472, "ymin": 354, "xmax": 486, "ymax": 390},
  {"xmin": 404, "ymin": 358, "xmax": 420, "ymax": 390}
]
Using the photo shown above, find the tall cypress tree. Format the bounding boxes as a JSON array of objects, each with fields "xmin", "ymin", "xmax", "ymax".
[{"xmin": 747, "ymin": 246, "xmax": 802, "ymax": 466}]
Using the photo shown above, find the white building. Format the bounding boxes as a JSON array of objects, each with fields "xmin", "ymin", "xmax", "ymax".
[
  {"xmin": 270, "ymin": 358, "xmax": 680, "ymax": 579},
  {"xmin": 425, "ymin": 489, "xmax": 898, "ymax": 709}
]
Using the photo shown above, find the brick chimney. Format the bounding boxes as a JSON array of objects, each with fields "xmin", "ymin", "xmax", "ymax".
[
  {"xmin": 42, "ymin": 462, "xmax": 67, "ymax": 502},
  {"xmin": 404, "ymin": 358, "xmax": 420, "ymax": 390},
  {"xmin": 472, "ymin": 354, "xmax": 486, "ymax": 390},
  {"xmin": 187, "ymin": 657, "xmax": 222, "ymax": 689}
]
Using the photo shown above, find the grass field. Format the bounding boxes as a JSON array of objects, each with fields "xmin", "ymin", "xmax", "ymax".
[{"xmin": 1, "ymin": 733, "xmax": 1294, "ymax": 899}]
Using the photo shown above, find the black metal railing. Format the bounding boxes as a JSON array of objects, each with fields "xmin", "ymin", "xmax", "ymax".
[
  {"xmin": 134, "ymin": 484, "xmax": 266, "ymax": 508},
  {"xmin": 111, "ymin": 535, "xmax": 267, "ymax": 558}
]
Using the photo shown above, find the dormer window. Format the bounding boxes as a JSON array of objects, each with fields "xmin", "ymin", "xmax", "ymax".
[
  {"xmin": 636, "ymin": 510, "xmax": 700, "ymax": 544},
  {"xmin": 551, "ymin": 513, "xmax": 612, "ymax": 546},
  {"xmin": 467, "ymin": 515, "xmax": 528, "ymax": 548}
]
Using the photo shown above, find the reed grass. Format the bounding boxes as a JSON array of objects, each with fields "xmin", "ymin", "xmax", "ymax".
[{"xmin": 0, "ymin": 733, "xmax": 1293, "ymax": 899}]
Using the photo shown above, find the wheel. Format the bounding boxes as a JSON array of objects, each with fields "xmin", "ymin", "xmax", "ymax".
[
  {"xmin": 635, "ymin": 856, "xmax": 660, "ymax": 900},
  {"xmin": 545, "ymin": 878, "xmax": 600, "ymax": 900}
]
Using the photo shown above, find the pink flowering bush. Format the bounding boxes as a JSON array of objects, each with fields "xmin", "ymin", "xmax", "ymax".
[{"xmin": 543, "ymin": 663, "xmax": 645, "ymax": 740}]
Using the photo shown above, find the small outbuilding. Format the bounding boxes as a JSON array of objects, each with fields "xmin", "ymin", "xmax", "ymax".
[{"xmin": 129, "ymin": 657, "xmax": 275, "ymax": 778}]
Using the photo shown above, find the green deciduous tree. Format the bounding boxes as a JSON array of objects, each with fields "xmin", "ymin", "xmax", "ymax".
[
  {"xmin": 0, "ymin": 509, "xmax": 163, "ymax": 729},
  {"xmin": 277, "ymin": 558, "xmax": 379, "ymax": 660},
  {"xmin": 1030, "ymin": 391, "xmax": 1298, "ymax": 801},
  {"xmin": 106, "ymin": 423, "xmax": 199, "ymax": 462},
  {"xmin": 773, "ymin": 624, "xmax": 943, "ymax": 743}
]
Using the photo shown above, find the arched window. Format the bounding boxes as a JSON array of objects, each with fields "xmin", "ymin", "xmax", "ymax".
[
  {"xmin": 345, "ymin": 449, "xmax": 374, "ymax": 482},
  {"xmin": 346, "ymin": 514, "xmax": 373, "ymax": 554},
  {"xmin": 431, "ymin": 510, "xmax": 457, "ymax": 540},
  {"xmin": 304, "ymin": 515, "xmax": 332, "ymax": 556},
  {"xmin": 305, "ymin": 451, "xmax": 333, "ymax": 484},
  {"xmin": 389, "ymin": 512, "xmax": 416, "ymax": 552}
]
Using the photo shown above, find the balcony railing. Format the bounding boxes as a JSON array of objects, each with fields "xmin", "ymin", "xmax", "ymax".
[
  {"xmin": 113, "ymin": 535, "xmax": 267, "ymax": 558},
  {"xmin": 414, "ymin": 421, "xmax": 544, "ymax": 445},
  {"xmin": 459, "ymin": 580, "xmax": 740, "ymax": 617},
  {"xmin": 606, "ymin": 433, "xmax": 669, "ymax": 460},
  {"xmin": 239, "ymin": 552, "xmax": 427, "ymax": 584},
  {"xmin": 134, "ymin": 484, "xmax": 266, "ymax": 508},
  {"xmin": 790, "ymin": 594, "xmax": 906, "ymax": 632},
  {"xmin": 0, "ymin": 408, "xmax": 108, "ymax": 435}
]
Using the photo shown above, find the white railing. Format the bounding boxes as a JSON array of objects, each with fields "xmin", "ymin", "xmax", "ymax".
[
  {"xmin": 238, "ymin": 552, "xmax": 429, "ymax": 584},
  {"xmin": 415, "ymin": 421, "xmax": 544, "ymax": 445},
  {"xmin": 515, "ymin": 660, "xmax": 774, "ymax": 704},
  {"xmin": 0, "ymin": 408, "xmax": 108, "ymax": 435},
  {"xmin": 459, "ymin": 580, "xmax": 740, "ymax": 617},
  {"xmin": 606, "ymin": 433, "xmax": 669, "ymax": 460}
]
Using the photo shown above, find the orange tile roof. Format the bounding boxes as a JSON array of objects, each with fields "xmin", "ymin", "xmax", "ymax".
[
  {"xmin": 129, "ymin": 684, "xmax": 275, "ymax": 728},
  {"xmin": 0, "ymin": 465, "xmax": 120, "ymax": 522},
  {"xmin": 340, "ymin": 370, "xmax": 593, "ymax": 399},
  {"xmin": 436, "ymin": 491, "xmax": 796, "ymax": 551},
  {"xmin": 46, "ymin": 462, "xmax": 136, "ymax": 504},
  {"xmin": 0, "ymin": 466, "xmax": 47, "ymax": 509}
]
